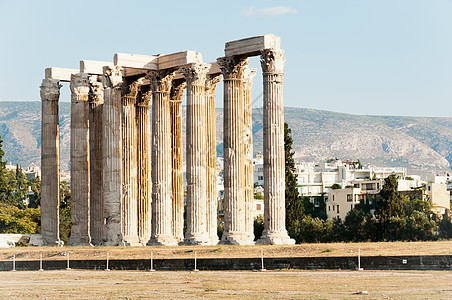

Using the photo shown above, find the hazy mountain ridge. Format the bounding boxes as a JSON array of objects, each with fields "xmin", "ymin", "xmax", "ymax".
[{"xmin": 0, "ymin": 102, "xmax": 450, "ymax": 173}]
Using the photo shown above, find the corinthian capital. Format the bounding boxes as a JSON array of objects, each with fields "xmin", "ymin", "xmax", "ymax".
[
  {"xmin": 70, "ymin": 73, "xmax": 90, "ymax": 102},
  {"xmin": 40, "ymin": 78, "xmax": 62, "ymax": 101},
  {"xmin": 122, "ymin": 77, "xmax": 144, "ymax": 106},
  {"xmin": 137, "ymin": 89, "xmax": 152, "ymax": 107},
  {"xmin": 217, "ymin": 56, "xmax": 249, "ymax": 79},
  {"xmin": 260, "ymin": 49, "xmax": 285, "ymax": 74},
  {"xmin": 146, "ymin": 70, "xmax": 175, "ymax": 94},
  {"xmin": 89, "ymin": 77, "xmax": 104, "ymax": 105},
  {"xmin": 104, "ymin": 66, "xmax": 124, "ymax": 88},
  {"xmin": 179, "ymin": 63, "xmax": 209, "ymax": 86},
  {"xmin": 170, "ymin": 81, "xmax": 187, "ymax": 101},
  {"xmin": 205, "ymin": 74, "xmax": 222, "ymax": 95},
  {"xmin": 242, "ymin": 67, "xmax": 257, "ymax": 90}
]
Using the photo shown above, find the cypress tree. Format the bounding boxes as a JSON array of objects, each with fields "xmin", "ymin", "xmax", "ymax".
[{"xmin": 284, "ymin": 123, "xmax": 304, "ymax": 228}]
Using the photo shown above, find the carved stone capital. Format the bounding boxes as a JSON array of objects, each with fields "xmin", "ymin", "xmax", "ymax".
[
  {"xmin": 40, "ymin": 78, "xmax": 62, "ymax": 101},
  {"xmin": 205, "ymin": 74, "xmax": 222, "ymax": 95},
  {"xmin": 70, "ymin": 73, "xmax": 90, "ymax": 102},
  {"xmin": 217, "ymin": 56, "xmax": 249, "ymax": 80},
  {"xmin": 260, "ymin": 49, "xmax": 285, "ymax": 74},
  {"xmin": 89, "ymin": 77, "xmax": 104, "ymax": 105},
  {"xmin": 170, "ymin": 81, "xmax": 186, "ymax": 101},
  {"xmin": 242, "ymin": 67, "xmax": 257, "ymax": 91},
  {"xmin": 122, "ymin": 77, "xmax": 144, "ymax": 106},
  {"xmin": 104, "ymin": 66, "xmax": 124, "ymax": 88},
  {"xmin": 137, "ymin": 89, "xmax": 152, "ymax": 107},
  {"xmin": 146, "ymin": 70, "xmax": 175, "ymax": 94},
  {"xmin": 179, "ymin": 63, "xmax": 209, "ymax": 86}
]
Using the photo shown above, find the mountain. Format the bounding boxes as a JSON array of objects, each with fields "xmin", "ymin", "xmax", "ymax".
[{"xmin": 0, "ymin": 102, "xmax": 450, "ymax": 173}]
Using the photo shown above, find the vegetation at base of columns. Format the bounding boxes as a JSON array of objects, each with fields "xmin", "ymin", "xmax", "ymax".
[
  {"xmin": 284, "ymin": 122, "xmax": 305, "ymax": 238},
  {"xmin": 253, "ymin": 215, "xmax": 264, "ymax": 241},
  {"xmin": 0, "ymin": 202, "xmax": 40, "ymax": 234},
  {"xmin": 59, "ymin": 181, "xmax": 71, "ymax": 244}
]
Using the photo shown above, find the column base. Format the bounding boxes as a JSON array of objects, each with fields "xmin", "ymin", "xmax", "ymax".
[
  {"xmin": 183, "ymin": 233, "xmax": 212, "ymax": 246},
  {"xmin": 124, "ymin": 235, "xmax": 142, "ymax": 246},
  {"xmin": 67, "ymin": 237, "xmax": 92, "ymax": 246},
  {"xmin": 209, "ymin": 236, "xmax": 220, "ymax": 246},
  {"xmin": 220, "ymin": 232, "xmax": 255, "ymax": 245},
  {"xmin": 256, "ymin": 230, "xmax": 295, "ymax": 245},
  {"xmin": 147, "ymin": 235, "xmax": 178, "ymax": 246}
]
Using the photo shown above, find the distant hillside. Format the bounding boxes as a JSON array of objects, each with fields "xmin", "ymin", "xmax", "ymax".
[{"xmin": 0, "ymin": 102, "xmax": 450, "ymax": 173}]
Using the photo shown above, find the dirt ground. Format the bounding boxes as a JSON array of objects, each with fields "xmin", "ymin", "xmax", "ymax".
[
  {"xmin": 1, "ymin": 240, "xmax": 452, "ymax": 261},
  {"xmin": 0, "ymin": 269, "xmax": 451, "ymax": 299}
]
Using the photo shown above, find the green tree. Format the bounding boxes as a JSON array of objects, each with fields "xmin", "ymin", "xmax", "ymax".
[
  {"xmin": 284, "ymin": 123, "xmax": 304, "ymax": 231},
  {"xmin": 0, "ymin": 136, "xmax": 12, "ymax": 203},
  {"xmin": 376, "ymin": 174, "xmax": 405, "ymax": 234},
  {"xmin": 59, "ymin": 181, "xmax": 72, "ymax": 243},
  {"xmin": 331, "ymin": 183, "xmax": 341, "ymax": 190}
]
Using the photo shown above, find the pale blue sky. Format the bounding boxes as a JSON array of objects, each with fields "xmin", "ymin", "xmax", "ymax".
[{"xmin": 0, "ymin": 0, "xmax": 451, "ymax": 117}]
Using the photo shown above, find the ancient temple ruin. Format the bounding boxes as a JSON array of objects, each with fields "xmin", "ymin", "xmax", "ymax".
[{"xmin": 40, "ymin": 34, "xmax": 294, "ymax": 246}]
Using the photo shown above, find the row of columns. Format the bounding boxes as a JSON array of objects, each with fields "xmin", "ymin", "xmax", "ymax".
[{"xmin": 40, "ymin": 47, "xmax": 293, "ymax": 246}]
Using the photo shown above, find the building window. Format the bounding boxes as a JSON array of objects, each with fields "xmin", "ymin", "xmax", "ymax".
[
  {"xmin": 337, "ymin": 205, "xmax": 340, "ymax": 213},
  {"xmin": 354, "ymin": 184, "xmax": 359, "ymax": 188},
  {"xmin": 428, "ymin": 186, "xmax": 431, "ymax": 191},
  {"xmin": 332, "ymin": 205, "xmax": 335, "ymax": 211},
  {"xmin": 377, "ymin": 183, "xmax": 380, "ymax": 189},
  {"xmin": 258, "ymin": 176, "xmax": 264, "ymax": 181},
  {"xmin": 332, "ymin": 195, "xmax": 335, "ymax": 201},
  {"xmin": 366, "ymin": 183, "xmax": 373, "ymax": 190},
  {"xmin": 328, "ymin": 206, "xmax": 330, "ymax": 211},
  {"xmin": 256, "ymin": 204, "xmax": 261, "ymax": 211},
  {"xmin": 347, "ymin": 194, "xmax": 352, "ymax": 202}
]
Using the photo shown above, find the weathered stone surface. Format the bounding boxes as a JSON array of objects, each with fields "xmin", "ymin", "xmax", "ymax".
[
  {"xmin": 159, "ymin": 51, "xmax": 202, "ymax": 70},
  {"xmin": 147, "ymin": 70, "xmax": 178, "ymax": 246},
  {"xmin": 80, "ymin": 60, "xmax": 111, "ymax": 75},
  {"xmin": 137, "ymin": 90, "xmax": 152, "ymax": 244},
  {"xmin": 205, "ymin": 74, "xmax": 221, "ymax": 245},
  {"xmin": 224, "ymin": 34, "xmax": 280, "ymax": 57},
  {"xmin": 89, "ymin": 78, "xmax": 104, "ymax": 245},
  {"xmin": 40, "ymin": 78, "xmax": 62, "ymax": 245},
  {"xmin": 68, "ymin": 73, "xmax": 91, "ymax": 246},
  {"xmin": 217, "ymin": 56, "xmax": 253, "ymax": 245},
  {"xmin": 121, "ymin": 78, "xmax": 143, "ymax": 246},
  {"xmin": 102, "ymin": 66, "xmax": 124, "ymax": 245},
  {"xmin": 181, "ymin": 64, "xmax": 210, "ymax": 245},
  {"xmin": 242, "ymin": 67, "xmax": 256, "ymax": 241},
  {"xmin": 170, "ymin": 81, "xmax": 186, "ymax": 243},
  {"xmin": 257, "ymin": 49, "xmax": 294, "ymax": 245},
  {"xmin": 45, "ymin": 67, "xmax": 78, "ymax": 82}
]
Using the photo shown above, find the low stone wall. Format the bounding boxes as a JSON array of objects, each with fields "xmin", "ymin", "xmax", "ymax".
[{"xmin": 1, "ymin": 255, "xmax": 451, "ymax": 271}]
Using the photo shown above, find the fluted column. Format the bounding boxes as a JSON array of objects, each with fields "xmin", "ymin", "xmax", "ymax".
[
  {"xmin": 68, "ymin": 73, "xmax": 91, "ymax": 245},
  {"xmin": 137, "ymin": 90, "xmax": 152, "ymax": 244},
  {"xmin": 40, "ymin": 78, "xmax": 62, "ymax": 245},
  {"xmin": 217, "ymin": 56, "xmax": 254, "ymax": 245},
  {"xmin": 102, "ymin": 66, "xmax": 124, "ymax": 245},
  {"xmin": 205, "ymin": 74, "xmax": 221, "ymax": 245},
  {"xmin": 147, "ymin": 70, "xmax": 178, "ymax": 246},
  {"xmin": 242, "ymin": 67, "xmax": 256, "ymax": 240},
  {"xmin": 181, "ymin": 63, "xmax": 210, "ymax": 245},
  {"xmin": 257, "ymin": 49, "xmax": 294, "ymax": 245},
  {"xmin": 89, "ymin": 78, "xmax": 104, "ymax": 245},
  {"xmin": 121, "ymin": 78, "xmax": 143, "ymax": 246},
  {"xmin": 170, "ymin": 81, "xmax": 186, "ymax": 243}
]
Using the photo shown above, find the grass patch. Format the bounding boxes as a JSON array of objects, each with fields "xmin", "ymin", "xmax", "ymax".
[{"xmin": 322, "ymin": 249, "xmax": 333, "ymax": 253}]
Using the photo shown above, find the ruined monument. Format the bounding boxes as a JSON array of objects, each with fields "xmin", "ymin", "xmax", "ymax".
[{"xmin": 40, "ymin": 34, "xmax": 294, "ymax": 246}]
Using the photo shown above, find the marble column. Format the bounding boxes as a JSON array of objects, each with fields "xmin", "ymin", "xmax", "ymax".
[
  {"xmin": 40, "ymin": 78, "xmax": 62, "ymax": 245},
  {"xmin": 137, "ymin": 89, "xmax": 152, "ymax": 244},
  {"xmin": 170, "ymin": 80, "xmax": 186, "ymax": 243},
  {"xmin": 121, "ymin": 78, "xmax": 143, "ymax": 246},
  {"xmin": 257, "ymin": 49, "xmax": 294, "ymax": 245},
  {"xmin": 147, "ymin": 70, "xmax": 178, "ymax": 246},
  {"xmin": 68, "ymin": 73, "xmax": 91, "ymax": 245},
  {"xmin": 205, "ymin": 74, "xmax": 221, "ymax": 245},
  {"xmin": 102, "ymin": 66, "xmax": 124, "ymax": 245},
  {"xmin": 217, "ymin": 56, "xmax": 254, "ymax": 245},
  {"xmin": 242, "ymin": 67, "xmax": 256, "ymax": 241},
  {"xmin": 181, "ymin": 63, "xmax": 210, "ymax": 245},
  {"xmin": 89, "ymin": 78, "xmax": 104, "ymax": 245}
]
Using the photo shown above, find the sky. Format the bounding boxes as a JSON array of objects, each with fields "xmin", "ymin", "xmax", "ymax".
[{"xmin": 0, "ymin": 0, "xmax": 451, "ymax": 117}]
